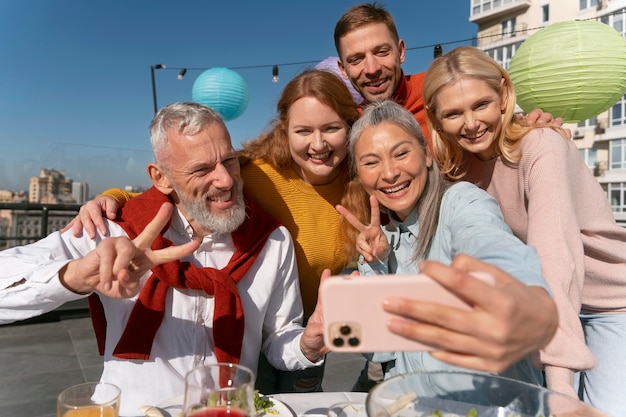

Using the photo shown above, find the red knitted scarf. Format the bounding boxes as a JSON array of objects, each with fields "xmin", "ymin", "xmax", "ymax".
[{"xmin": 88, "ymin": 186, "xmax": 280, "ymax": 364}]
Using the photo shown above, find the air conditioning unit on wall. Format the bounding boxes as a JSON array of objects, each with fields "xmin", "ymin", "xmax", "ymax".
[{"xmin": 595, "ymin": 123, "xmax": 606, "ymax": 135}]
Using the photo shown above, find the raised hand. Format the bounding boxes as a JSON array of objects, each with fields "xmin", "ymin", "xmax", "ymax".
[
  {"xmin": 336, "ymin": 195, "xmax": 390, "ymax": 263},
  {"xmin": 300, "ymin": 268, "xmax": 332, "ymax": 363},
  {"xmin": 59, "ymin": 202, "xmax": 200, "ymax": 298},
  {"xmin": 519, "ymin": 108, "xmax": 571, "ymax": 139},
  {"xmin": 382, "ymin": 254, "xmax": 558, "ymax": 373},
  {"xmin": 61, "ymin": 195, "xmax": 120, "ymax": 239}
]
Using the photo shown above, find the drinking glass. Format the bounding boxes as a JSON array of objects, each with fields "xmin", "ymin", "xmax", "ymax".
[
  {"xmin": 57, "ymin": 382, "xmax": 120, "ymax": 417},
  {"xmin": 183, "ymin": 363, "xmax": 255, "ymax": 417}
]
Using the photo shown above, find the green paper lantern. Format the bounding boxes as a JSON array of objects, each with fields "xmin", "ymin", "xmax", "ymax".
[{"xmin": 508, "ymin": 20, "xmax": 626, "ymax": 123}]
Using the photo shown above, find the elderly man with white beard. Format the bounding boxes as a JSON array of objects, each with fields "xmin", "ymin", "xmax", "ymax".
[{"xmin": 0, "ymin": 102, "xmax": 327, "ymax": 416}]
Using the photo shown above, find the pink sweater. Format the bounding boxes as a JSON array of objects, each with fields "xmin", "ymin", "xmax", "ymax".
[{"xmin": 464, "ymin": 128, "xmax": 626, "ymax": 396}]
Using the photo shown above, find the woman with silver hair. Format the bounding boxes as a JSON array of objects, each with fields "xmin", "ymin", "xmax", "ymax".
[{"xmin": 336, "ymin": 100, "xmax": 556, "ymax": 389}]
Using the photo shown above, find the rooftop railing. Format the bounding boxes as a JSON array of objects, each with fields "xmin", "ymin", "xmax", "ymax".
[
  {"xmin": 0, "ymin": 202, "xmax": 87, "ymax": 317},
  {"xmin": 0, "ymin": 202, "xmax": 82, "ymax": 248}
]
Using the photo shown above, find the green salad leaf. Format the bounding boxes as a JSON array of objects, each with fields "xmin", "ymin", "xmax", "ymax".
[{"xmin": 253, "ymin": 390, "xmax": 275, "ymax": 414}]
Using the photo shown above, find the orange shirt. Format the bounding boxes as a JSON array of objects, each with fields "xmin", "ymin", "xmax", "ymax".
[{"xmin": 358, "ymin": 71, "xmax": 431, "ymax": 149}]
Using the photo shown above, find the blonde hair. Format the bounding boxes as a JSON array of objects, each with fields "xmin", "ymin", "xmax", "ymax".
[{"xmin": 423, "ymin": 46, "xmax": 566, "ymax": 180}]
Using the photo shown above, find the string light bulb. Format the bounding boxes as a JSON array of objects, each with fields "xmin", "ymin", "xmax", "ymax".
[
  {"xmin": 272, "ymin": 65, "xmax": 279, "ymax": 83},
  {"xmin": 433, "ymin": 44, "xmax": 442, "ymax": 58},
  {"xmin": 178, "ymin": 68, "xmax": 187, "ymax": 80}
]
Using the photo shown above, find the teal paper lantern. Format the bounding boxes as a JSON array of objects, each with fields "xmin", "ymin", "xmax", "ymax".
[
  {"xmin": 508, "ymin": 20, "xmax": 626, "ymax": 123},
  {"xmin": 191, "ymin": 67, "xmax": 249, "ymax": 121}
]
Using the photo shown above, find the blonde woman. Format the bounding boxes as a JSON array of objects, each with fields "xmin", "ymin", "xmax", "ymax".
[{"xmin": 424, "ymin": 45, "xmax": 626, "ymax": 416}]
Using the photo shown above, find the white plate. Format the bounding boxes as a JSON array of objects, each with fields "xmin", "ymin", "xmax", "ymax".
[
  {"xmin": 152, "ymin": 395, "xmax": 183, "ymax": 417},
  {"xmin": 153, "ymin": 395, "xmax": 295, "ymax": 417},
  {"xmin": 258, "ymin": 395, "xmax": 295, "ymax": 417}
]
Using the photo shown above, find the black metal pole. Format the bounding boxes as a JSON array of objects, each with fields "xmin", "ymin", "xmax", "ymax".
[{"xmin": 151, "ymin": 65, "xmax": 158, "ymax": 114}]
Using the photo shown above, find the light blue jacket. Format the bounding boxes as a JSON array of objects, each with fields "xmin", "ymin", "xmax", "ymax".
[{"xmin": 359, "ymin": 182, "xmax": 548, "ymax": 386}]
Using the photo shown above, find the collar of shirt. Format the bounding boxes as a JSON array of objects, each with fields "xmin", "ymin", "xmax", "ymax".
[
  {"xmin": 385, "ymin": 208, "xmax": 419, "ymax": 250},
  {"xmin": 165, "ymin": 207, "xmax": 235, "ymax": 257}
]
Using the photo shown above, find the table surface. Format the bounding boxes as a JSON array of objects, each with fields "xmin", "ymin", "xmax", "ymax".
[
  {"xmin": 271, "ymin": 392, "xmax": 368, "ymax": 416},
  {"xmin": 150, "ymin": 392, "xmax": 367, "ymax": 417}
]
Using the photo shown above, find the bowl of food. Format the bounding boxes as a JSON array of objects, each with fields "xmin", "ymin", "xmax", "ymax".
[{"xmin": 366, "ymin": 371, "xmax": 608, "ymax": 417}]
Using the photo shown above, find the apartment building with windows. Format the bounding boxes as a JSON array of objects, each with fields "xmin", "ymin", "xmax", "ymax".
[
  {"xmin": 470, "ymin": 0, "xmax": 626, "ymax": 224},
  {"xmin": 28, "ymin": 168, "xmax": 73, "ymax": 204}
]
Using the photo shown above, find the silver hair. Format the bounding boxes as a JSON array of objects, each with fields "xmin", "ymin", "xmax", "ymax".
[
  {"xmin": 348, "ymin": 100, "xmax": 450, "ymax": 260},
  {"xmin": 149, "ymin": 102, "xmax": 225, "ymax": 164},
  {"xmin": 149, "ymin": 102, "xmax": 246, "ymax": 234}
]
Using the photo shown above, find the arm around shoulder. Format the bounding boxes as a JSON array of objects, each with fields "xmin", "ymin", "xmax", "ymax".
[{"xmin": 100, "ymin": 187, "xmax": 140, "ymax": 206}]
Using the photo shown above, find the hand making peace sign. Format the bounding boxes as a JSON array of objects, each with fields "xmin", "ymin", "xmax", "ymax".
[
  {"xmin": 59, "ymin": 202, "xmax": 200, "ymax": 298},
  {"xmin": 336, "ymin": 195, "xmax": 391, "ymax": 263}
]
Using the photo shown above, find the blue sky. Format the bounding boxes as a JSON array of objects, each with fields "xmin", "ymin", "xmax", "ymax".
[{"xmin": 0, "ymin": 1, "xmax": 476, "ymax": 196}]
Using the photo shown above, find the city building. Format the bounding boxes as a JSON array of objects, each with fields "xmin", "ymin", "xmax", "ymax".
[
  {"xmin": 469, "ymin": 0, "xmax": 626, "ymax": 225},
  {"xmin": 0, "ymin": 190, "xmax": 27, "ymax": 203},
  {"xmin": 124, "ymin": 185, "xmax": 146, "ymax": 193},
  {"xmin": 72, "ymin": 181, "xmax": 90, "ymax": 205},
  {"xmin": 0, "ymin": 207, "xmax": 78, "ymax": 249},
  {"xmin": 0, "ymin": 169, "xmax": 86, "ymax": 248},
  {"xmin": 1, "ymin": 170, "xmax": 84, "ymax": 248},
  {"xmin": 0, "ymin": 190, "xmax": 12, "ymax": 202},
  {"xmin": 28, "ymin": 168, "xmax": 74, "ymax": 204}
]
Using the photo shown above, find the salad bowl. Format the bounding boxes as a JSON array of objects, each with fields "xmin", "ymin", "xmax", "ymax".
[{"xmin": 366, "ymin": 371, "xmax": 608, "ymax": 417}]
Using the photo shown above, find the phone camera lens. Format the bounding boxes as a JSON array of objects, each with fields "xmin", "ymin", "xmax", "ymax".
[
  {"xmin": 332, "ymin": 337, "xmax": 345, "ymax": 347},
  {"xmin": 348, "ymin": 337, "xmax": 360, "ymax": 347},
  {"xmin": 340, "ymin": 325, "xmax": 351, "ymax": 335}
]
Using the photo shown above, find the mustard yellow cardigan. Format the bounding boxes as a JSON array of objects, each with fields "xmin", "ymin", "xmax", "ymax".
[{"xmin": 102, "ymin": 158, "xmax": 350, "ymax": 318}]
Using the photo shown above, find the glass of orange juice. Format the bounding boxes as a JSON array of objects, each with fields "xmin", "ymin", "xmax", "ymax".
[{"xmin": 57, "ymin": 382, "xmax": 120, "ymax": 417}]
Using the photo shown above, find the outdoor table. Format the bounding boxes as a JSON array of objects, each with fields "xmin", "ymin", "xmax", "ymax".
[
  {"xmin": 149, "ymin": 391, "xmax": 368, "ymax": 417},
  {"xmin": 271, "ymin": 392, "xmax": 368, "ymax": 416}
]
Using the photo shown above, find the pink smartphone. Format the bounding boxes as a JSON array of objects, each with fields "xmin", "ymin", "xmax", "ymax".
[{"xmin": 320, "ymin": 272, "xmax": 494, "ymax": 352}]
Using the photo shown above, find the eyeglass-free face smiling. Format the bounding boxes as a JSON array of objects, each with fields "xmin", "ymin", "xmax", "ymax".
[{"xmin": 353, "ymin": 121, "xmax": 432, "ymax": 221}]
